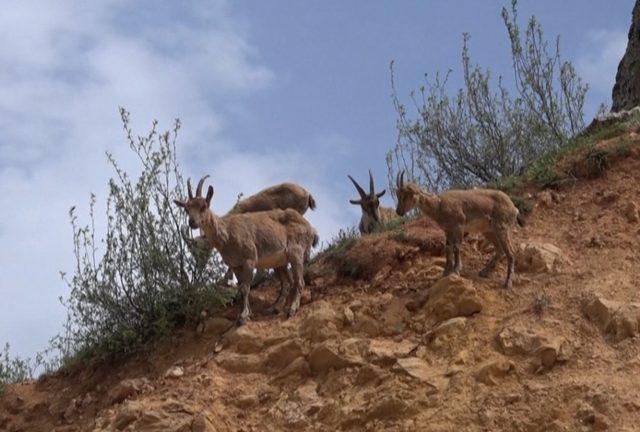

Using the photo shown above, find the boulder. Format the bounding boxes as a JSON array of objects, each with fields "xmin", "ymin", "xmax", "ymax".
[
  {"xmin": 394, "ymin": 357, "xmax": 447, "ymax": 393},
  {"xmin": 584, "ymin": 295, "xmax": 640, "ymax": 342},
  {"xmin": 264, "ymin": 339, "xmax": 305, "ymax": 371},
  {"xmin": 215, "ymin": 351, "xmax": 263, "ymax": 374},
  {"xmin": 109, "ymin": 378, "xmax": 151, "ymax": 405},
  {"xmin": 308, "ymin": 342, "xmax": 360, "ymax": 375},
  {"xmin": 429, "ymin": 317, "xmax": 467, "ymax": 347},
  {"xmin": 366, "ymin": 339, "xmax": 417, "ymax": 365},
  {"xmin": 298, "ymin": 301, "xmax": 340, "ymax": 342},
  {"xmin": 496, "ymin": 326, "xmax": 572, "ymax": 369},
  {"xmin": 474, "ymin": 358, "xmax": 515, "ymax": 386},
  {"xmin": 164, "ymin": 366, "xmax": 184, "ymax": 379},
  {"xmin": 516, "ymin": 242, "xmax": 567, "ymax": 273},
  {"xmin": 191, "ymin": 413, "xmax": 216, "ymax": 432},
  {"xmin": 423, "ymin": 275, "xmax": 482, "ymax": 322}
]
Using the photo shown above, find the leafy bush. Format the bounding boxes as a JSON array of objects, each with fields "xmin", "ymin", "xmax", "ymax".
[
  {"xmin": 387, "ymin": 0, "xmax": 588, "ymax": 192},
  {"xmin": 59, "ymin": 108, "xmax": 230, "ymax": 361}
]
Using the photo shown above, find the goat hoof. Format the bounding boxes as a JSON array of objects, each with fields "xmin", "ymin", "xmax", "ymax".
[{"xmin": 236, "ymin": 316, "xmax": 250, "ymax": 326}]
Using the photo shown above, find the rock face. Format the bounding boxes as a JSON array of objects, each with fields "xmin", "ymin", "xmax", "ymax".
[{"xmin": 612, "ymin": 0, "xmax": 640, "ymax": 111}]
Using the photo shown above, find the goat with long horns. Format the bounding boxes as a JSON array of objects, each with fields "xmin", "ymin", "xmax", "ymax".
[{"xmin": 348, "ymin": 170, "xmax": 400, "ymax": 234}]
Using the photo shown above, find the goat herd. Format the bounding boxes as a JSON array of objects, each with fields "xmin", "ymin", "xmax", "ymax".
[{"xmin": 173, "ymin": 171, "xmax": 524, "ymax": 325}]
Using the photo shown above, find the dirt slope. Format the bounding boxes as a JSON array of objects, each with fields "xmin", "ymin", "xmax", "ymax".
[{"xmin": 3, "ymin": 132, "xmax": 640, "ymax": 431}]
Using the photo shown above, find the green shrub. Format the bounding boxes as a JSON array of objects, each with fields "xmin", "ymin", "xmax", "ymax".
[
  {"xmin": 387, "ymin": 0, "xmax": 587, "ymax": 193},
  {"xmin": 58, "ymin": 108, "xmax": 231, "ymax": 362}
]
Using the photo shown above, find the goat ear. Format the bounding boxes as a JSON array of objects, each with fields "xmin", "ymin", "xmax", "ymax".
[
  {"xmin": 205, "ymin": 185, "xmax": 214, "ymax": 206},
  {"xmin": 173, "ymin": 199, "xmax": 185, "ymax": 208},
  {"xmin": 349, "ymin": 199, "xmax": 362, "ymax": 205},
  {"xmin": 376, "ymin": 189, "xmax": 386, "ymax": 198}
]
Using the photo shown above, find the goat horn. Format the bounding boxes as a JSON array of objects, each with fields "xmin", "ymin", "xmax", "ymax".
[
  {"xmin": 368, "ymin": 169, "xmax": 375, "ymax": 196},
  {"xmin": 347, "ymin": 175, "xmax": 367, "ymax": 199},
  {"xmin": 400, "ymin": 170, "xmax": 405, "ymax": 188},
  {"xmin": 196, "ymin": 175, "xmax": 210, "ymax": 197},
  {"xmin": 187, "ymin": 178, "xmax": 193, "ymax": 199}
]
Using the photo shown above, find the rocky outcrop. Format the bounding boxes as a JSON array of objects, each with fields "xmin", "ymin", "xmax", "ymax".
[
  {"xmin": 612, "ymin": 0, "xmax": 640, "ymax": 111},
  {"xmin": 516, "ymin": 242, "xmax": 567, "ymax": 273},
  {"xmin": 584, "ymin": 294, "xmax": 640, "ymax": 342},
  {"xmin": 422, "ymin": 275, "xmax": 482, "ymax": 322}
]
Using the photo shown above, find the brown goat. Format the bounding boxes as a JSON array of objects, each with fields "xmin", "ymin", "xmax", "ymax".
[
  {"xmin": 395, "ymin": 171, "xmax": 524, "ymax": 288},
  {"xmin": 348, "ymin": 170, "xmax": 399, "ymax": 234},
  {"xmin": 183, "ymin": 182, "xmax": 316, "ymax": 278},
  {"xmin": 174, "ymin": 176, "xmax": 318, "ymax": 324}
]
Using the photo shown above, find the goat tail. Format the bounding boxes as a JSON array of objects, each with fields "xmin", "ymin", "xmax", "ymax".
[
  {"xmin": 308, "ymin": 194, "xmax": 317, "ymax": 211},
  {"xmin": 312, "ymin": 233, "xmax": 319, "ymax": 248},
  {"xmin": 516, "ymin": 211, "xmax": 526, "ymax": 228}
]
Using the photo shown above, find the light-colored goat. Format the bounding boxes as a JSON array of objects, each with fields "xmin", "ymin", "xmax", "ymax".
[
  {"xmin": 348, "ymin": 170, "xmax": 399, "ymax": 234},
  {"xmin": 227, "ymin": 182, "xmax": 316, "ymax": 215},
  {"xmin": 183, "ymin": 182, "xmax": 316, "ymax": 272},
  {"xmin": 395, "ymin": 171, "xmax": 524, "ymax": 288},
  {"xmin": 174, "ymin": 176, "xmax": 319, "ymax": 324}
]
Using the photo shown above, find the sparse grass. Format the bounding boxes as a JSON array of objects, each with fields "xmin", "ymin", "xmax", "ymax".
[
  {"xmin": 510, "ymin": 195, "xmax": 534, "ymax": 216},
  {"xmin": 315, "ymin": 227, "xmax": 360, "ymax": 262},
  {"xmin": 0, "ymin": 344, "xmax": 34, "ymax": 394},
  {"xmin": 526, "ymin": 115, "xmax": 639, "ymax": 188},
  {"xmin": 532, "ymin": 293, "xmax": 551, "ymax": 317}
]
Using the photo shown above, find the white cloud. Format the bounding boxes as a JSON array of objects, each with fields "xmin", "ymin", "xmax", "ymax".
[
  {"xmin": 576, "ymin": 29, "xmax": 627, "ymax": 98},
  {"xmin": 0, "ymin": 1, "xmax": 349, "ymax": 359}
]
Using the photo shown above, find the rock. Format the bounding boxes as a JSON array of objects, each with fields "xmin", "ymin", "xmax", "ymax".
[
  {"xmin": 342, "ymin": 305, "xmax": 355, "ymax": 325},
  {"xmin": 365, "ymin": 395, "xmax": 414, "ymax": 422},
  {"xmin": 584, "ymin": 295, "xmax": 640, "ymax": 342},
  {"xmin": 423, "ymin": 275, "xmax": 482, "ymax": 322},
  {"xmin": 366, "ymin": 339, "xmax": 417, "ymax": 365},
  {"xmin": 165, "ymin": 366, "xmax": 184, "ymax": 379},
  {"xmin": 226, "ymin": 324, "xmax": 265, "ymax": 354},
  {"xmin": 308, "ymin": 342, "xmax": 360, "ymax": 375},
  {"xmin": 537, "ymin": 191, "xmax": 554, "ymax": 207},
  {"xmin": 351, "ymin": 314, "xmax": 381, "ymax": 337},
  {"xmin": 595, "ymin": 191, "xmax": 619, "ymax": 205},
  {"xmin": 191, "ymin": 413, "xmax": 216, "ymax": 432},
  {"xmin": 264, "ymin": 339, "xmax": 304, "ymax": 371},
  {"xmin": 395, "ymin": 357, "xmax": 447, "ymax": 393},
  {"xmin": 235, "ymin": 394, "xmax": 259, "ymax": 409},
  {"xmin": 430, "ymin": 317, "xmax": 467, "ymax": 347},
  {"xmin": 612, "ymin": 0, "xmax": 640, "ymax": 111},
  {"xmin": 215, "ymin": 351, "xmax": 263, "ymax": 374},
  {"xmin": 516, "ymin": 242, "xmax": 567, "ymax": 273},
  {"xmin": 271, "ymin": 356, "xmax": 310, "ymax": 381},
  {"xmin": 113, "ymin": 406, "xmax": 139, "ymax": 430},
  {"xmin": 474, "ymin": 358, "xmax": 515, "ymax": 385},
  {"xmin": 623, "ymin": 201, "xmax": 640, "ymax": 223},
  {"xmin": 497, "ymin": 326, "xmax": 571, "ymax": 369},
  {"xmin": 109, "ymin": 378, "xmax": 151, "ymax": 405},
  {"xmin": 299, "ymin": 301, "xmax": 339, "ymax": 342}
]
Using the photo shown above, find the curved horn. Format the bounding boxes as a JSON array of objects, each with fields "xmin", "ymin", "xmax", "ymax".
[
  {"xmin": 196, "ymin": 175, "xmax": 210, "ymax": 197},
  {"xmin": 187, "ymin": 178, "xmax": 193, "ymax": 199},
  {"xmin": 400, "ymin": 170, "xmax": 405, "ymax": 188},
  {"xmin": 347, "ymin": 175, "xmax": 367, "ymax": 199},
  {"xmin": 368, "ymin": 169, "xmax": 375, "ymax": 196}
]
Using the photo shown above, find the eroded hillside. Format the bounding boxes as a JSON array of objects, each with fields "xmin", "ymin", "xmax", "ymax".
[{"xmin": 3, "ymin": 129, "xmax": 640, "ymax": 431}]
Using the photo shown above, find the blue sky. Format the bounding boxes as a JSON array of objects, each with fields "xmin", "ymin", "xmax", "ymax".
[{"xmin": 0, "ymin": 0, "xmax": 633, "ymax": 358}]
